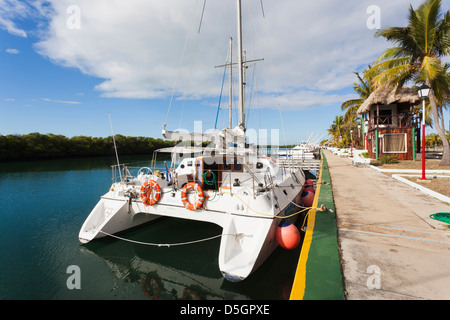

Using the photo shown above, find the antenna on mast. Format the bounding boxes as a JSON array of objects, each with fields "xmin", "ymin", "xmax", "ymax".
[
  {"xmin": 236, "ymin": 0, "xmax": 245, "ymax": 131},
  {"xmin": 229, "ymin": 36, "xmax": 233, "ymax": 129}
]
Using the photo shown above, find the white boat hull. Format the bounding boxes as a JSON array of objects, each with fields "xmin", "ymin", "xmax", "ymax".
[
  {"xmin": 78, "ymin": 198, "xmax": 162, "ymax": 243},
  {"xmin": 79, "ymin": 166, "xmax": 305, "ymax": 281}
]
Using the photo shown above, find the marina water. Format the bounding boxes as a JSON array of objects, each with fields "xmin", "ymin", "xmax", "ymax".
[{"xmin": 0, "ymin": 155, "xmax": 302, "ymax": 300}]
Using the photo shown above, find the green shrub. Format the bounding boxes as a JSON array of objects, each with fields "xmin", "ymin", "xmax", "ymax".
[
  {"xmin": 361, "ymin": 152, "xmax": 369, "ymax": 158},
  {"xmin": 379, "ymin": 155, "xmax": 399, "ymax": 164}
]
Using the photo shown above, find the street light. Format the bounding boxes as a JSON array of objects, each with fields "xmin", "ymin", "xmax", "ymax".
[
  {"xmin": 418, "ymin": 84, "xmax": 431, "ymax": 100},
  {"xmin": 357, "ymin": 124, "xmax": 361, "ymax": 147},
  {"xmin": 417, "ymin": 84, "xmax": 431, "ymax": 181},
  {"xmin": 350, "ymin": 129, "xmax": 353, "ymax": 157}
]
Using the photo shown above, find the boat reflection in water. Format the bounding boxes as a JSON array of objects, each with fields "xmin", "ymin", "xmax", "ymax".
[{"xmin": 80, "ymin": 217, "xmax": 301, "ymax": 300}]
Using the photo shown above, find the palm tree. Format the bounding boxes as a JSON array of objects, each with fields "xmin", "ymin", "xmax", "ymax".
[
  {"xmin": 328, "ymin": 116, "xmax": 345, "ymax": 146},
  {"xmin": 340, "ymin": 70, "xmax": 373, "ymax": 124},
  {"xmin": 411, "ymin": 98, "xmax": 434, "ymax": 127},
  {"xmin": 426, "ymin": 132, "xmax": 442, "ymax": 148},
  {"xmin": 365, "ymin": 0, "xmax": 450, "ymax": 165}
]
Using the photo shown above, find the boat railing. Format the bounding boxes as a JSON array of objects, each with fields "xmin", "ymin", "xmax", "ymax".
[
  {"xmin": 111, "ymin": 163, "xmax": 152, "ymax": 184},
  {"xmin": 241, "ymin": 163, "xmax": 263, "ymax": 198}
]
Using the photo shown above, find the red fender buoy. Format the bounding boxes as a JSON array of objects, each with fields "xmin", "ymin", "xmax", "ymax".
[
  {"xmin": 276, "ymin": 220, "xmax": 301, "ymax": 250},
  {"xmin": 301, "ymin": 190, "xmax": 314, "ymax": 207},
  {"xmin": 304, "ymin": 179, "xmax": 314, "ymax": 193}
]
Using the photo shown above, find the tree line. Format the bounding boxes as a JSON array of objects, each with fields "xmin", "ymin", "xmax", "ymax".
[{"xmin": 0, "ymin": 133, "xmax": 177, "ymax": 161}]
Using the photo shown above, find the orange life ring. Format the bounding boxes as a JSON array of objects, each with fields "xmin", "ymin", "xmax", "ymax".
[
  {"xmin": 140, "ymin": 180, "xmax": 161, "ymax": 206},
  {"xmin": 181, "ymin": 182, "xmax": 204, "ymax": 211},
  {"xmin": 141, "ymin": 276, "xmax": 162, "ymax": 300}
]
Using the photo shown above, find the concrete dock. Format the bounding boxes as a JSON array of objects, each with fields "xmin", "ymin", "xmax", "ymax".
[{"xmin": 326, "ymin": 150, "xmax": 450, "ymax": 299}]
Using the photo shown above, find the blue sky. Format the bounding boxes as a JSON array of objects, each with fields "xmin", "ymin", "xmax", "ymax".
[{"xmin": 0, "ymin": 0, "xmax": 449, "ymax": 145}]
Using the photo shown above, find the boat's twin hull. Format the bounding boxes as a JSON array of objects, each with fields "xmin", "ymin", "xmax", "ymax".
[
  {"xmin": 79, "ymin": 166, "xmax": 305, "ymax": 281},
  {"xmin": 79, "ymin": 189, "xmax": 303, "ymax": 281},
  {"xmin": 78, "ymin": 198, "xmax": 159, "ymax": 244}
]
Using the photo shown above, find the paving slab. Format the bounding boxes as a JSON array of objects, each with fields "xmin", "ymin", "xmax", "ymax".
[{"xmin": 325, "ymin": 150, "xmax": 450, "ymax": 300}]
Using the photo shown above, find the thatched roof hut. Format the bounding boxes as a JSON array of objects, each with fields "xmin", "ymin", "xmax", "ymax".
[{"xmin": 357, "ymin": 85, "xmax": 421, "ymax": 115}]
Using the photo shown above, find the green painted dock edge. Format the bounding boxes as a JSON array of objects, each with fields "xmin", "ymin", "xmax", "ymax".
[{"xmin": 290, "ymin": 151, "xmax": 345, "ymax": 300}]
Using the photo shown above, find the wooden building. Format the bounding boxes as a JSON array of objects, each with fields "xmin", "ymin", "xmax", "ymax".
[{"xmin": 357, "ymin": 86, "xmax": 421, "ymax": 160}]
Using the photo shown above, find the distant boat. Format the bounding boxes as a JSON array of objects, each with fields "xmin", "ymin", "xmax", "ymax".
[
  {"xmin": 276, "ymin": 142, "xmax": 316, "ymax": 160},
  {"xmin": 79, "ymin": 0, "xmax": 306, "ymax": 282}
]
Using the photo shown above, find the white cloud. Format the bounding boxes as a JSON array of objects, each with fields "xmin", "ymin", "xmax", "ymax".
[
  {"xmin": 5, "ymin": 48, "xmax": 19, "ymax": 54},
  {"xmin": 41, "ymin": 97, "xmax": 81, "ymax": 104},
  {"xmin": 31, "ymin": 0, "xmax": 445, "ymax": 111},
  {"xmin": 0, "ymin": 0, "xmax": 31, "ymax": 37}
]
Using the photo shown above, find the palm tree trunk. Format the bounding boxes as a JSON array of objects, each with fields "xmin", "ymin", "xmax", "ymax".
[{"xmin": 427, "ymin": 80, "xmax": 450, "ymax": 166}]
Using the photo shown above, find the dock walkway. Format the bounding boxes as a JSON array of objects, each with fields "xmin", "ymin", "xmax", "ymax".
[
  {"xmin": 326, "ymin": 150, "xmax": 450, "ymax": 299},
  {"xmin": 290, "ymin": 153, "xmax": 345, "ymax": 300}
]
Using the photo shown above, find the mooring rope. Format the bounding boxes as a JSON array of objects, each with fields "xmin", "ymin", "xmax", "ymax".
[
  {"xmin": 99, "ymin": 230, "xmax": 251, "ymax": 247},
  {"xmin": 228, "ymin": 192, "xmax": 326, "ymax": 219}
]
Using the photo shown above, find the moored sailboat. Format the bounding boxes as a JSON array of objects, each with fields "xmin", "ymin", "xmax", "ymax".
[{"xmin": 79, "ymin": 0, "xmax": 307, "ymax": 281}]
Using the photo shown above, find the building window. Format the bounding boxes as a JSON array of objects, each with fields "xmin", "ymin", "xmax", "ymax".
[
  {"xmin": 379, "ymin": 109, "xmax": 392, "ymax": 125},
  {"xmin": 383, "ymin": 133, "xmax": 407, "ymax": 153}
]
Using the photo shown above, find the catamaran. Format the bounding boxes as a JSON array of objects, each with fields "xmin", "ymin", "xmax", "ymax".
[{"xmin": 79, "ymin": 0, "xmax": 307, "ymax": 282}]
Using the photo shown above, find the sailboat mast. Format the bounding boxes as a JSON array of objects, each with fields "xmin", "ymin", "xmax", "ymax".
[
  {"xmin": 236, "ymin": 0, "xmax": 245, "ymax": 131},
  {"xmin": 229, "ymin": 36, "xmax": 233, "ymax": 129}
]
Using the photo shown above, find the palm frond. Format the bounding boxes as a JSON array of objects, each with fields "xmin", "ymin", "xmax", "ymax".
[
  {"xmin": 413, "ymin": 0, "xmax": 441, "ymax": 52},
  {"xmin": 340, "ymin": 99, "xmax": 363, "ymax": 111},
  {"xmin": 435, "ymin": 10, "xmax": 450, "ymax": 55},
  {"xmin": 371, "ymin": 63, "xmax": 414, "ymax": 88},
  {"xmin": 420, "ymin": 55, "xmax": 443, "ymax": 81},
  {"xmin": 422, "ymin": 62, "xmax": 450, "ymax": 104},
  {"xmin": 372, "ymin": 47, "xmax": 408, "ymax": 64},
  {"xmin": 365, "ymin": 57, "xmax": 411, "ymax": 84},
  {"xmin": 353, "ymin": 83, "xmax": 368, "ymax": 97},
  {"xmin": 342, "ymin": 105, "xmax": 360, "ymax": 124},
  {"xmin": 376, "ymin": 28, "xmax": 418, "ymax": 56}
]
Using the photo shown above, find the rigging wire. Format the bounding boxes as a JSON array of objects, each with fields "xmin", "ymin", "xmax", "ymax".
[
  {"xmin": 198, "ymin": 0, "xmax": 207, "ymax": 34},
  {"xmin": 165, "ymin": 0, "xmax": 200, "ymax": 130},
  {"xmin": 215, "ymin": 55, "xmax": 229, "ymax": 129},
  {"xmin": 260, "ymin": 0, "xmax": 265, "ymax": 18},
  {"xmin": 177, "ymin": 26, "xmax": 202, "ymax": 129},
  {"xmin": 257, "ymin": 0, "xmax": 288, "ymax": 147}
]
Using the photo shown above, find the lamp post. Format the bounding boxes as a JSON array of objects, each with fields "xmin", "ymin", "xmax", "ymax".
[
  {"xmin": 350, "ymin": 129, "xmax": 353, "ymax": 157},
  {"xmin": 417, "ymin": 84, "xmax": 431, "ymax": 181},
  {"xmin": 357, "ymin": 124, "xmax": 361, "ymax": 147},
  {"xmin": 364, "ymin": 120, "xmax": 368, "ymax": 148}
]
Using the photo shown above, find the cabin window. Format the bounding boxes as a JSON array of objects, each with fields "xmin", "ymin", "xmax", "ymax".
[
  {"xmin": 233, "ymin": 159, "xmax": 242, "ymax": 172},
  {"xmin": 224, "ymin": 162, "xmax": 232, "ymax": 171},
  {"xmin": 223, "ymin": 157, "xmax": 243, "ymax": 172},
  {"xmin": 383, "ymin": 133, "xmax": 407, "ymax": 153},
  {"xmin": 379, "ymin": 109, "xmax": 392, "ymax": 125}
]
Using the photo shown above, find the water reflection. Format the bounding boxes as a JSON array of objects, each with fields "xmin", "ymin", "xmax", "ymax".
[
  {"xmin": 79, "ymin": 217, "xmax": 302, "ymax": 300},
  {"xmin": 80, "ymin": 218, "xmax": 249, "ymax": 300}
]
